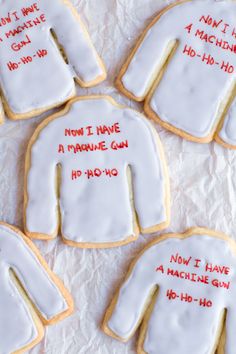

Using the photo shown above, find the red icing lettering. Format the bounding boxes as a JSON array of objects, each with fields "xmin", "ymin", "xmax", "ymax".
[
  {"xmin": 5, "ymin": 14, "xmax": 46, "ymax": 38},
  {"xmin": 94, "ymin": 168, "xmax": 102, "ymax": 177},
  {"xmin": 194, "ymin": 29, "xmax": 236, "ymax": 54},
  {"xmin": 21, "ymin": 56, "xmax": 32, "ymax": 64},
  {"xmin": 12, "ymin": 11, "xmax": 20, "ymax": 22},
  {"xmin": 166, "ymin": 289, "xmax": 177, "ymax": 300},
  {"xmin": 110, "ymin": 140, "xmax": 128, "ymax": 150},
  {"xmin": 65, "ymin": 128, "xmax": 84, "ymax": 137},
  {"xmin": 7, "ymin": 61, "xmax": 19, "ymax": 71},
  {"xmin": 21, "ymin": 3, "xmax": 40, "ymax": 17},
  {"xmin": 199, "ymin": 15, "xmax": 223, "ymax": 29},
  {"xmin": 183, "ymin": 44, "xmax": 196, "ymax": 57},
  {"xmin": 7, "ymin": 48, "xmax": 48, "ymax": 72},
  {"xmin": 205, "ymin": 263, "xmax": 230, "ymax": 275},
  {"xmin": 185, "ymin": 23, "xmax": 193, "ymax": 34},
  {"xmin": 195, "ymin": 29, "xmax": 208, "ymax": 41},
  {"xmin": 104, "ymin": 168, "xmax": 118, "ymax": 177},
  {"xmin": 0, "ymin": 10, "xmax": 21, "ymax": 26},
  {"xmin": 212, "ymin": 279, "xmax": 230, "ymax": 289},
  {"xmin": 86, "ymin": 126, "xmax": 94, "ymax": 136},
  {"xmin": 232, "ymin": 28, "xmax": 236, "ymax": 39},
  {"xmin": 0, "ymin": 12, "xmax": 16, "ymax": 27},
  {"xmin": 86, "ymin": 168, "xmax": 102, "ymax": 179},
  {"xmin": 96, "ymin": 123, "xmax": 121, "ymax": 136},
  {"xmin": 222, "ymin": 23, "xmax": 230, "ymax": 34},
  {"xmin": 11, "ymin": 34, "xmax": 31, "ymax": 52},
  {"xmin": 67, "ymin": 141, "xmax": 108, "ymax": 153},
  {"xmin": 84, "ymin": 168, "xmax": 119, "ymax": 180},
  {"xmin": 170, "ymin": 253, "xmax": 192, "ymax": 266},
  {"xmin": 58, "ymin": 144, "xmax": 65, "ymax": 154},
  {"xmin": 156, "ymin": 265, "xmax": 164, "ymax": 273},
  {"xmin": 194, "ymin": 259, "xmax": 201, "ymax": 268},
  {"xmin": 180, "ymin": 293, "xmax": 193, "ymax": 303},
  {"xmin": 167, "ymin": 289, "xmax": 213, "ymax": 308},
  {"xmin": 36, "ymin": 49, "xmax": 48, "ymax": 58},
  {"xmin": 202, "ymin": 53, "xmax": 215, "ymax": 66},
  {"xmin": 221, "ymin": 61, "xmax": 234, "ymax": 73},
  {"xmin": 167, "ymin": 268, "xmax": 209, "ymax": 285},
  {"xmin": 199, "ymin": 298, "xmax": 212, "ymax": 308},
  {"xmin": 71, "ymin": 170, "xmax": 82, "ymax": 180}
]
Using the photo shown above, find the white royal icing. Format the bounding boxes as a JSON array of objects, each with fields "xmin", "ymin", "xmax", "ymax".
[
  {"xmin": 25, "ymin": 97, "xmax": 169, "ymax": 245},
  {"xmin": 0, "ymin": 0, "xmax": 105, "ymax": 118},
  {"xmin": 107, "ymin": 231, "xmax": 236, "ymax": 354},
  {"xmin": 0, "ymin": 224, "xmax": 69, "ymax": 354},
  {"xmin": 121, "ymin": 0, "xmax": 236, "ymax": 146},
  {"xmin": 218, "ymin": 95, "xmax": 236, "ymax": 145}
]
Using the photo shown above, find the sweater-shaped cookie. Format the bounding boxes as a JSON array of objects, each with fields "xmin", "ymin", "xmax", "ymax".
[
  {"xmin": 117, "ymin": 0, "xmax": 236, "ymax": 149},
  {"xmin": 0, "ymin": 0, "xmax": 106, "ymax": 121},
  {"xmin": 103, "ymin": 228, "xmax": 236, "ymax": 354},
  {"xmin": 24, "ymin": 96, "xmax": 170, "ymax": 248},
  {"xmin": 0, "ymin": 223, "xmax": 73, "ymax": 354}
]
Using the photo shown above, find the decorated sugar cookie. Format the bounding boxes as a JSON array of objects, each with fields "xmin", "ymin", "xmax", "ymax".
[
  {"xmin": 117, "ymin": 0, "xmax": 236, "ymax": 149},
  {"xmin": 24, "ymin": 96, "xmax": 170, "ymax": 248},
  {"xmin": 103, "ymin": 228, "xmax": 236, "ymax": 354},
  {"xmin": 0, "ymin": 0, "xmax": 106, "ymax": 121},
  {"xmin": 0, "ymin": 222, "xmax": 73, "ymax": 354}
]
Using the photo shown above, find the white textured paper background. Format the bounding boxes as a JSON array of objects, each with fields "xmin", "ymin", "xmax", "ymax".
[{"xmin": 1, "ymin": 0, "xmax": 236, "ymax": 353}]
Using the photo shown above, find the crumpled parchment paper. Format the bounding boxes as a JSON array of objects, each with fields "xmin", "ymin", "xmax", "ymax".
[{"xmin": 1, "ymin": 0, "xmax": 236, "ymax": 353}]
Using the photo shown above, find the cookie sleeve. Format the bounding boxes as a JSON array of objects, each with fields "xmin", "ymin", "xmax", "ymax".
[
  {"xmin": 104, "ymin": 249, "xmax": 156, "ymax": 340},
  {"xmin": 5, "ymin": 228, "xmax": 71, "ymax": 323},
  {"xmin": 216, "ymin": 99, "xmax": 236, "ymax": 148},
  {"xmin": 50, "ymin": 0, "xmax": 106, "ymax": 87},
  {"xmin": 118, "ymin": 6, "xmax": 180, "ymax": 100},
  {"xmin": 129, "ymin": 115, "xmax": 169, "ymax": 233},
  {"xmin": 223, "ymin": 303, "xmax": 236, "ymax": 353},
  {"xmin": 25, "ymin": 124, "xmax": 59, "ymax": 239}
]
